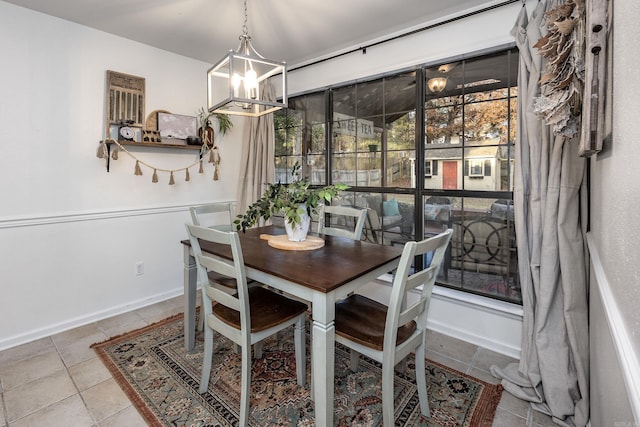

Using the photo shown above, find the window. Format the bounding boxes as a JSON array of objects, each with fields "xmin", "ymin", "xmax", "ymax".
[
  {"xmin": 274, "ymin": 47, "xmax": 520, "ymax": 304},
  {"xmin": 425, "ymin": 160, "xmax": 438, "ymax": 177},
  {"xmin": 468, "ymin": 159, "xmax": 484, "ymax": 177},
  {"xmin": 424, "ymin": 50, "xmax": 519, "ymax": 304}
]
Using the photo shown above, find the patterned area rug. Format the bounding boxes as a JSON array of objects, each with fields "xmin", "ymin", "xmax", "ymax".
[{"xmin": 92, "ymin": 314, "xmax": 502, "ymax": 426}]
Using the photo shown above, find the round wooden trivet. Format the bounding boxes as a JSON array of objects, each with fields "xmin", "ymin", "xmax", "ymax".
[{"xmin": 259, "ymin": 234, "xmax": 325, "ymax": 251}]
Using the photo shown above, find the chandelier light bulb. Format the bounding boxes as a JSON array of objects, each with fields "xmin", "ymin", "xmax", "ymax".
[{"xmin": 427, "ymin": 77, "xmax": 448, "ymax": 93}]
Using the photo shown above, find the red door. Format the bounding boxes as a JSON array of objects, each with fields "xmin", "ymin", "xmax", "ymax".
[{"xmin": 443, "ymin": 161, "xmax": 457, "ymax": 189}]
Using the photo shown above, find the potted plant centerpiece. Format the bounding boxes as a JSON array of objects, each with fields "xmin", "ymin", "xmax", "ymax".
[{"xmin": 234, "ymin": 162, "xmax": 349, "ymax": 241}]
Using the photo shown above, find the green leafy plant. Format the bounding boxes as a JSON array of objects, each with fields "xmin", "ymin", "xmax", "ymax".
[
  {"xmin": 234, "ymin": 162, "xmax": 349, "ymax": 232},
  {"xmin": 197, "ymin": 107, "xmax": 233, "ymax": 136}
]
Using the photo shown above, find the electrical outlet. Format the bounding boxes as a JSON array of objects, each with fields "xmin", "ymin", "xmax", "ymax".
[{"xmin": 135, "ymin": 261, "xmax": 144, "ymax": 276}]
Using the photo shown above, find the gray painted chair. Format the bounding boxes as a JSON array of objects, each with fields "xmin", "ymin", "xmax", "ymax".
[
  {"xmin": 317, "ymin": 204, "xmax": 368, "ymax": 240},
  {"xmin": 185, "ymin": 223, "xmax": 307, "ymax": 427},
  {"xmin": 189, "ymin": 202, "xmax": 236, "ymax": 231},
  {"xmin": 334, "ymin": 229, "xmax": 453, "ymax": 426},
  {"xmin": 189, "ymin": 202, "xmax": 263, "ymax": 356}
]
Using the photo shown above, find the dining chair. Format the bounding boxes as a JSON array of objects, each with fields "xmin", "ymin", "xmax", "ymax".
[
  {"xmin": 334, "ymin": 228, "xmax": 453, "ymax": 425},
  {"xmin": 190, "ymin": 203, "xmax": 246, "ymax": 290},
  {"xmin": 317, "ymin": 204, "xmax": 368, "ymax": 240},
  {"xmin": 190, "ymin": 202, "xmax": 264, "ymax": 357},
  {"xmin": 185, "ymin": 223, "xmax": 307, "ymax": 426},
  {"xmin": 190, "ymin": 203, "xmax": 267, "ymax": 357},
  {"xmin": 189, "ymin": 202, "xmax": 236, "ymax": 231}
]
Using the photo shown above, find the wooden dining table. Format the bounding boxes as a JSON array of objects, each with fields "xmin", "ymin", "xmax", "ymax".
[{"xmin": 181, "ymin": 224, "xmax": 403, "ymax": 427}]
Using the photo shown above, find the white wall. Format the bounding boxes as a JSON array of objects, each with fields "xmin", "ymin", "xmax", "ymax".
[
  {"xmin": 0, "ymin": 2, "xmax": 244, "ymax": 349},
  {"xmin": 287, "ymin": 1, "xmax": 525, "ymax": 357},
  {"xmin": 288, "ymin": 3, "xmax": 519, "ymax": 93},
  {"xmin": 588, "ymin": 0, "xmax": 640, "ymax": 422}
]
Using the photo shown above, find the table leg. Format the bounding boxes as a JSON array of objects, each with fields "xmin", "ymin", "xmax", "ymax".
[
  {"xmin": 311, "ymin": 296, "xmax": 335, "ymax": 427},
  {"xmin": 183, "ymin": 246, "xmax": 197, "ymax": 352}
]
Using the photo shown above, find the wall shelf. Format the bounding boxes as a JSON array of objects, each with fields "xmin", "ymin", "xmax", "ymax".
[{"xmin": 100, "ymin": 140, "xmax": 209, "ymax": 172}]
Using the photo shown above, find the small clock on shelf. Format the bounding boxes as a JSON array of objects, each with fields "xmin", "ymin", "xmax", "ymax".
[{"xmin": 118, "ymin": 120, "xmax": 136, "ymax": 141}]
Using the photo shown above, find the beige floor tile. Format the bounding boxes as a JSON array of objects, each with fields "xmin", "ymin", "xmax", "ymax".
[
  {"xmin": 497, "ymin": 389, "xmax": 531, "ymax": 417},
  {"xmin": 0, "ymin": 337, "xmax": 56, "ymax": 367},
  {"xmin": 68, "ymin": 356, "xmax": 112, "ymax": 391},
  {"xmin": 472, "ymin": 347, "xmax": 518, "ymax": 373},
  {"xmin": 82, "ymin": 378, "xmax": 132, "ymax": 422},
  {"xmin": 54, "ymin": 331, "xmax": 108, "ymax": 368},
  {"xmin": 4, "ymin": 369, "xmax": 77, "ymax": 423},
  {"xmin": 425, "ymin": 348, "xmax": 469, "ymax": 374},
  {"xmin": 426, "ymin": 330, "xmax": 478, "ymax": 365},
  {"xmin": 0, "ymin": 351, "xmax": 65, "ymax": 391},
  {"xmin": 96, "ymin": 311, "xmax": 148, "ymax": 338},
  {"xmin": 51, "ymin": 323, "xmax": 103, "ymax": 349},
  {"xmin": 100, "ymin": 405, "xmax": 147, "ymax": 427},
  {"xmin": 135, "ymin": 299, "xmax": 182, "ymax": 325},
  {"xmin": 491, "ymin": 407, "xmax": 528, "ymax": 426},
  {"xmin": 467, "ymin": 366, "xmax": 501, "ymax": 385},
  {"xmin": 0, "ymin": 398, "xmax": 6, "ymax": 427},
  {"xmin": 9, "ymin": 395, "xmax": 94, "ymax": 427},
  {"xmin": 529, "ymin": 406, "xmax": 557, "ymax": 426}
]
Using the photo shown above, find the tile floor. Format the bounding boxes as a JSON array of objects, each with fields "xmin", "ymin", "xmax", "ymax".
[{"xmin": 0, "ymin": 295, "xmax": 556, "ymax": 426}]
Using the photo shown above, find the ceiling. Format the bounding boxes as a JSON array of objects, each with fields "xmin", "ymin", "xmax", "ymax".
[{"xmin": 5, "ymin": 0, "xmax": 497, "ymax": 67}]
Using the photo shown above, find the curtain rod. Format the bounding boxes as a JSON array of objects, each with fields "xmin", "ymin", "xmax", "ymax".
[{"xmin": 290, "ymin": 0, "xmax": 520, "ymax": 72}]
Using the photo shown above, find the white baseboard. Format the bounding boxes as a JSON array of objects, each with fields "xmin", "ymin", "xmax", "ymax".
[{"xmin": 0, "ymin": 288, "xmax": 183, "ymax": 352}]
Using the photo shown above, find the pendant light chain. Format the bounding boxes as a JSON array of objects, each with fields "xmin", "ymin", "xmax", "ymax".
[{"xmin": 242, "ymin": 0, "xmax": 249, "ymax": 38}]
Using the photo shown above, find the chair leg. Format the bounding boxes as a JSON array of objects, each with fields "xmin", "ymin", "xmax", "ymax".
[
  {"xmin": 349, "ymin": 349, "xmax": 360, "ymax": 371},
  {"xmin": 294, "ymin": 316, "xmax": 306, "ymax": 386},
  {"xmin": 309, "ymin": 325, "xmax": 314, "ymax": 400},
  {"xmin": 239, "ymin": 342, "xmax": 252, "ymax": 426},
  {"xmin": 415, "ymin": 342, "xmax": 431, "ymax": 418},
  {"xmin": 381, "ymin": 360, "xmax": 396, "ymax": 427},
  {"xmin": 199, "ymin": 326, "xmax": 213, "ymax": 394},
  {"xmin": 196, "ymin": 309, "xmax": 204, "ymax": 332},
  {"xmin": 254, "ymin": 342, "xmax": 263, "ymax": 358}
]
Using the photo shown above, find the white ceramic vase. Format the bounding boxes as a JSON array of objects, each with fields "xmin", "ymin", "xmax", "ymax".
[{"xmin": 284, "ymin": 205, "xmax": 311, "ymax": 242}]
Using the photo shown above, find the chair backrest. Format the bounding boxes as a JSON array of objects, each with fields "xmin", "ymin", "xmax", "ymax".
[
  {"xmin": 185, "ymin": 223, "xmax": 250, "ymax": 340},
  {"xmin": 189, "ymin": 202, "xmax": 236, "ymax": 231},
  {"xmin": 317, "ymin": 204, "xmax": 368, "ymax": 240},
  {"xmin": 384, "ymin": 229, "xmax": 453, "ymax": 353}
]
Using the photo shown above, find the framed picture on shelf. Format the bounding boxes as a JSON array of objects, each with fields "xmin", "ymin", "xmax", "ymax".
[
  {"xmin": 157, "ymin": 112, "xmax": 197, "ymax": 144},
  {"xmin": 105, "ymin": 70, "xmax": 145, "ymax": 128}
]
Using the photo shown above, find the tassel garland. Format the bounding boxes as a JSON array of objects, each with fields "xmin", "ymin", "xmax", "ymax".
[
  {"xmin": 213, "ymin": 147, "xmax": 221, "ymax": 181},
  {"xmin": 96, "ymin": 144, "xmax": 106, "ymax": 159},
  {"xmin": 99, "ymin": 139, "xmax": 221, "ymax": 186}
]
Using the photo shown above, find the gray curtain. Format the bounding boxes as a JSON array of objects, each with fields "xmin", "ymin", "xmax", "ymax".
[
  {"xmin": 236, "ymin": 82, "xmax": 276, "ymax": 217},
  {"xmin": 490, "ymin": 2, "xmax": 589, "ymax": 426}
]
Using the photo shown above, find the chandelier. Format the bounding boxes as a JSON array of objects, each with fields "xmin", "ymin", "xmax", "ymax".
[
  {"xmin": 427, "ymin": 77, "xmax": 448, "ymax": 93},
  {"xmin": 206, "ymin": 0, "xmax": 287, "ymax": 117}
]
